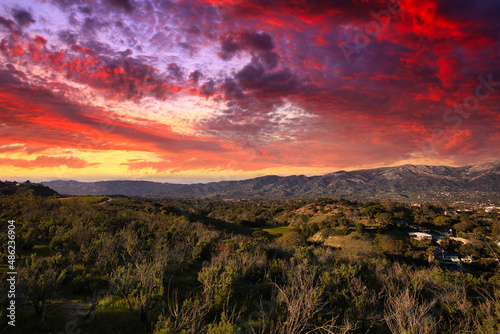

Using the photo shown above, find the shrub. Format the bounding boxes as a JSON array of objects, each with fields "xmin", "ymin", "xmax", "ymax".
[
  {"xmin": 277, "ymin": 231, "xmax": 306, "ymax": 248},
  {"xmin": 206, "ymin": 313, "xmax": 240, "ymax": 334}
]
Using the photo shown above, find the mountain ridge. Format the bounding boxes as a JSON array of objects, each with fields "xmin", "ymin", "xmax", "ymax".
[{"xmin": 42, "ymin": 161, "xmax": 500, "ymax": 203}]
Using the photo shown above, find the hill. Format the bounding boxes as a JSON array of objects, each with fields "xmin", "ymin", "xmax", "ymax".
[
  {"xmin": 0, "ymin": 180, "xmax": 59, "ymax": 197},
  {"xmin": 42, "ymin": 161, "xmax": 500, "ymax": 203}
]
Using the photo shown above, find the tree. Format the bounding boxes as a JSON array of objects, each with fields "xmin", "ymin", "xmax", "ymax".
[
  {"xmin": 365, "ymin": 204, "xmax": 384, "ymax": 219},
  {"xmin": 277, "ymin": 231, "xmax": 306, "ymax": 248},
  {"xmin": 492, "ymin": 222, "xmax": 499, "ymax": 238},
  {"xmin": 440, "ymin": 236, "xmax": 460, "ymax": 252},
  {"xmin": 379, "ymin": 237, "xmax": 405, "ymax": 256},
  {"xmin": 109, "ymin": 228, "xmax": 170, "ymax": 321},
  {"xmin": 459, "ymin": 243, "xmax": 480, "ymax": 257},
  {"xmin": 198, "ymin": 259, "xmax": 239, "ymax": 311},
  {"xmin": 20, "ymin": 255, "xmax": 65, "ymax": 322},
  {"xmin": 375, "ymin": 212, "xmax": 393, "ymax": 227},
  {"xmin": 133, "ymin": 251, "xmax": 166, "ymax": 321},
  {"xmin": 158, "ymin": 289, "xmax": 210, "ymax": 333},
  {"xmin": 356, "ymin": 222, "xmax": 366, "ymax": 234},
  {"xmin": 454, "ymin": 221, "xmax": 474, "ymax": 234},
  {"xmin": 129, "ymin": 238, "xmax": 169, "ymax": 321},
  {"xmin": 271, "ymin": 265, "xmax": 325, "ymax": 334},
  {"xmin": 426, "ymin": 246, "xmax": 436, "ymax": 265},
  {"xmin": 433, "ymin": 215, "xmax": 452, "ymax": 227},
  {"xmin": 108, "ymin": 264, "xmax": 137, "ymax": 313},
  {"xmin": 384, "ymin": 288, "xmax": 437, "ymax": 334}
]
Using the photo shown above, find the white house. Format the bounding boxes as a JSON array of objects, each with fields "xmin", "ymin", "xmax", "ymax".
[{"xmin": 409, "ymin": 232, "xmax": 432, "ymax": 241}]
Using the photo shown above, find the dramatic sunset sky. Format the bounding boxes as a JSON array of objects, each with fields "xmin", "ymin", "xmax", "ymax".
[{"xmin": 0, "ymin": 0, "xmax": 499, "ymax": 183}]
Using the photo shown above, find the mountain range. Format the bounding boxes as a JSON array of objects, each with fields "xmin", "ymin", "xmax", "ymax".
[{"xmin": 42, "ymin": 161, "xmax": 500, "ymax": 204}]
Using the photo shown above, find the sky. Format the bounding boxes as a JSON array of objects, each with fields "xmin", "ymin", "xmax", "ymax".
[{"xmin": 0, "ymin": 0, "xmax": 499, "ymax": 183}]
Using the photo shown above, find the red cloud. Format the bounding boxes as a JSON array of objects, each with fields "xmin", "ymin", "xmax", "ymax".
[
  {"xmin": 436, "ymin": 54, "xmax": 461, "ymax": 89},
  {"xmin": 0, "ymin": 71, "xmax": 231, "ymax": 160},
  {"xmin": 1, "ymin": 0, "xmax": 499, "ymax": 176},
  {"xmin": 1, "ymin": 33, "xmax": 185, "ymax": 101}
]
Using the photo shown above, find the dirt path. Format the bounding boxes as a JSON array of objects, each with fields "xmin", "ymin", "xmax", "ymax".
[
  {"xmin": 99, "ymin": 197, "xmax": 112, "ymax": 205},
  {"xmin": 60, "ymin": 300, "xmax": 88, "ymax": 325}
]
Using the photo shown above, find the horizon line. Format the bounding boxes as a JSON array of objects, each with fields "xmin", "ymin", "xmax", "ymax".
[{"xmin": 16, "ymin": 159, "xmax": 497, "ymax": 185}]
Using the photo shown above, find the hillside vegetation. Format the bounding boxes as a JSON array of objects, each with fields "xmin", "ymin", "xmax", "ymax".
[{"xmin": 1, "ymin": 193, "xmax": 499, "ymax": 333}]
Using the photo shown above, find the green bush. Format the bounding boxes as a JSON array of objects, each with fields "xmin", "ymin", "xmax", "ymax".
[{"xmin": 206, "ymin": 313, "xmax": 240, "ymax": 334}]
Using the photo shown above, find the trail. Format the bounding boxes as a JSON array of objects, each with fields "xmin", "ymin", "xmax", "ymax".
[{"xmin": 99, "ymin": 197, "xmax": 112, "ymax": 205}]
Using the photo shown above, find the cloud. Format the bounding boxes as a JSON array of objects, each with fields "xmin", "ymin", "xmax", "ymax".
[
  {"xmin": 167, "ymin": 62, "xmax": 183, "ymax": 80},
  {"xmin": 219, "ymin": 35, "xmax": 242, "ymax": 60},
  {"xmin": 0, "ymin": 156, "xmax": 97, "ymax": 169},
  {"xmin": 235, "ymin": 61, "xmax": 299, "ymax": 94},
  {"xmin": 218, "ymin": 31, "xmax": 277, "ymax": 63},
  {"xmin": 0, "ymin": 144, "xmax": 47, "ymax": 155},
  {"xmin": 221, "ymin": 78, "xmax": 245, "ymax": 100},
  {"xmin": 189, "ymin": 70, "xmax": 202, "ymax": 86},
  {"xmin": 0, "ymin": 32, "xmax": 185, "ymax": 101},
  {"xmin": 12, "ymin": 10, "xmax": 35, "ymax": 26},
  {"xmin": 0, "ymin": 0, "xmax": 499, "ymax": 179},
  {"xmin": 107, "ymin": 0, "xmax": 134, "ymax": 12},
  {"xmin": 0, "ymin": 65, "xmax": 27, "ymax": 85},
  {"xmin": 58, "ymin": 30, "xmax": 78, "ymax": 45},
  {"xmin": 436, "ymin": 54, "xmax": 462, "ymax": 89},
  {"xmin": 200, "ymin": 78, "xmax": 217, "ymax": 97},
  {"xmin": 205, "ymin": 0, "xmax": 378, "ymax": 26},
  {"xmin": 0, "ymin": 74, "xmax": 229, "ymax": 156},
  {"xmin": 0, "ymin": 16, "xmax": 15, "ymax": 30},
  {"xmin": 240, "ymin": 31, "xmax": 273, "ymax": 51},
  {"xmin": 258, "ymin": 51, "xmax": 280, "ymax": 69}
]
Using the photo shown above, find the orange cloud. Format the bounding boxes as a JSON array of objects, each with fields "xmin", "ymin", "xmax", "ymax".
[{"xmin": 0, "ymin": 156, "xmax": 98, "ymax": 169}]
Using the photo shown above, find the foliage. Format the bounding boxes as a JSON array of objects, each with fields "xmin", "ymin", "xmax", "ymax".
[{"xmin": 0, "ymin": 194, "xmax": 499, "ymax": 333}]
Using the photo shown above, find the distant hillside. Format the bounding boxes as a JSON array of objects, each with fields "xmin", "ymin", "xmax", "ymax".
[
  {"xmin": 42, "ymin": 161, "xmax": 500, "ymax": 203},
  {"xmin": 0, "ymin": 180, "xmax": 59, "ymax": 197}
]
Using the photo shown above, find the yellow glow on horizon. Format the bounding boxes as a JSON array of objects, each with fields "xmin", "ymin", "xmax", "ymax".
[
  {"xmin": 0, "ymin": 145, "xmax": 467, "ymax": 184},
  {"xmin": 0, "ymin": 152, "xmax": 339, "ymax": 183}
]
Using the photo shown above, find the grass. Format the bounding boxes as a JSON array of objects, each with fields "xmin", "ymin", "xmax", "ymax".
[
  {"xmin": 80, "ymin": 196, "xmax": 109, "ymax": 203},
  {"xmin": 60, "ymin": 196, "xmax": 109, "ymax": 203},
  {"xmin": 78, "ymin": 296, "xmax": 150, "ymax": 334},
  {"xmin": 261, "ymin": 225, "xmax": 294, "ymax": 236},
  {"xmin": 3, "ymin": 296, "xmax": 149, "ymax": 334}
]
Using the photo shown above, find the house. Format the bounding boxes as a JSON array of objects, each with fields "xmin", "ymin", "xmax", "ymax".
[
  {"xmin": 485, "ymin": 206, "xmax": 499, "ymax": 213},
  {"xmin": 437, "ymin": 228, "xmax": 453, "ymax": 236},
  {"xmin": 462, "ymin": 255, "xmax": 474, "ymax": 263},
  {"xmin": 437, "ymin": 236, "xmax": 474, "ymax": 247},
  {"xmin": 409, "ymin": 232, "xmax": 432, "ymax": 241}
]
